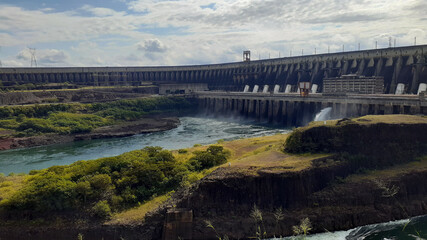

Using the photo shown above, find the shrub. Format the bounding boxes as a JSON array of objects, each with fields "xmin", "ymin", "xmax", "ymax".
[
  {"xmin": 92, "ymin": 200, "xmax": 112, "ymax": 219},
  {"xmin": 178, "ymin": 149, "xmax": 188, "ymax": 154},
  {"xmin": 188, "ymin": 145, "xmax": 230, "ymax": 171}
]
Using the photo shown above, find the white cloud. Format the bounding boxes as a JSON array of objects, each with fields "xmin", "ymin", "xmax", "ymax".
[
  {"xmin": 14, "ymin": 48, "xmax": 69, "ymax": 66},
  {"xmin": 0, "ymin": 0, "xmax": 426, "ymax": 67},
  {"xmin": 137, "ymin": 39, "xmax": 167, "ymax": 53},
  {"xmin": 81, "ymin": 5, "xmax": 121, "ymax": 17}
]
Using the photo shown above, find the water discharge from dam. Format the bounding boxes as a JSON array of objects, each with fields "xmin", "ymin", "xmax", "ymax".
[
  {"xmin": 314, "ymin": 107, "xmax": 332, "ymax": 121},
  {"xmin": 0, "ymin": 116, "xmax": 290, "ymax": 175}
]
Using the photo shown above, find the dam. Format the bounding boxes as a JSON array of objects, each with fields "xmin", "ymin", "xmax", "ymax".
[
  {"xmin": 1, "ymin": 45, "xmax": 427, "ymax": 124},
  {"xmin": 1, "ymin": 45, "xmax": 426, "ymax": 95}
]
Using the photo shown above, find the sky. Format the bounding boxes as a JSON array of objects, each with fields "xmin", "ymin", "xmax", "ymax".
[{"xmin": 0, "ymin": 0, "xmax": 426, "ymax": 67}]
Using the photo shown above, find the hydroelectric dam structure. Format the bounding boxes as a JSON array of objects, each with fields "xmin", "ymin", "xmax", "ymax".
[{"xmin": 1, "ymin": 45, "xmax": 426, "ymax": 125}]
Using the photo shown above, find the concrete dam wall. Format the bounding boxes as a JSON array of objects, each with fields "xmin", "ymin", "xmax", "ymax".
[
  {"xmin": 195, "ymin": 92, "xmax": 427, "ymax": 126},
  {"xmin": 1, "ymin": 45, "xmax": 427, "ymax": 94}
]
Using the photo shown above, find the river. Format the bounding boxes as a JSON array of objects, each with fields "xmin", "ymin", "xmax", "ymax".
[
  {"xmin": 276, "ymin": 215, "xmax": 427, "ymax": 239},
  {"xmin": 0, "ymin": 116, "xmax": 289, "ymax": 175}
]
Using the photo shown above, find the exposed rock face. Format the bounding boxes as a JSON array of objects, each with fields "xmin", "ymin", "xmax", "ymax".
[
  {"xmin": 285, "ymin": 119, "xmax": 427, "ymax": 166},
  {"xmin": 172, "ymin": 161, "xmax": 427, "ymax": 239}
]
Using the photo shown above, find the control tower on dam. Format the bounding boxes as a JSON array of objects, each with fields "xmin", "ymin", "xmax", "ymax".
[{"xmin": 0, "ymin": 45, "xmax": 426, "ymax": 95}]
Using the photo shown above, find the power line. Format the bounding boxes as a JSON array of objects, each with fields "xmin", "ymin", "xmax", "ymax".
[{"xmin": 28, "ymin": 47, "xmax": 37, "ymax": 67}]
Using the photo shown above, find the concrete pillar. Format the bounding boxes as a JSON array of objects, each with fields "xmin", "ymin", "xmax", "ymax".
[
  {"xmin": 244, "ymin": 99, "xmax": 249, "ymax": 116},
  {"xmin": 395, "ymin": 83, "xmax": 405, "ymax": 95},
  {"xmin": 311, "ymin": 84, "xmax": 318, "ymax": 93},
  {"xmin": 340, "ymin": 103, "xmax": 347, "ymax": 118},
  {"xmin": 272, "ymin": 100, "xmax": 280, "ymax": 122},
  {"xmin": 268, "ymin": 100, "xmax": 273, "ymax": 122},
  {"xmin": 361, "ymin": 104, "xmax": 369, "ymax": 116},
  {"xmin": 375, "ymin": 58, "xmax": 383, "ymax": 76},
  {"xmin": 332, "ymin": 103, "xmax": 340, "ymax": 119},
  {"xmin": 262, "ymin": 85, "xmax": 269, "ymax": 93},
  {"xmin": 209, "ymin": 98, "xmax": 215, "ymax": 113},
  {"xmin": 399, "ymin": 105, "xmax": 405, "ymax": 114},
  {"xmin": 411, "ymin": 64, "xmax": 422, "ymax": 93},
  {"xmin": 357, "ymin": 59, "xmax": 365, "ymax": 75},
  {"xmin": 367, "ymin": 58, "xmax": 375, "ymax": 68},
  {"xmin": 351, "ymin": 59, "xmax": 358, "ymax": 69},
  {"xmin": 390, "ymin": 56, "xmax": 403, "ymax": 94},
  {"xmin": 374, "ymin": 104, "xmax": 380, "ymax": 114},
  {"xmin": 238, "ymin": 99, "xmax": 244, "ymax": 114},
  {"xmin": 342, "ymin": 59, "xmax": 349, "ymax": 75},
  {"xmin": 384, "ymin": 104, "xmax": 393, "ymax": 114},
  {"xmin": 281, "ymin": 101, "xmax": 288, "ymax": 125},
  {"xmin": 286, "ymin": 101, "xmax": 295, "ymax": 126},
  {"xmin": 302, "ymin": 102, "xmax": 311, "ymax": 126},
  {"xmin": 253, "ymin": 85, "xmax": 259, "ymax": 93},
  {"xmin": 243, "ymin": 85, "xmax": 250, "ymax": 92},
  {"xmin": 346, "ymin": 103, "xmax": 356, "ymax": 117},
  {"xmin": 248, "ymin": 99, "xmax": 254, "ymax": 116},
  {"xmin": 410, "ymin": 105, "xmax": 420, "ymax": 114},
  {"xmin": 285, "ymin": 84, "xmax": 292, "ymax": 93},
  {"xmin": 255, "ymin": 100, "xmax": 261, "ymax": 120},
  {"xmin": 273, "ymin": 85, "xmax": 280, "ymax": 94},
  {"xmin": 418, "ymin": 83, "xmax": 427, "ymax": 95},
  {"xmin": 260, "ymin": 100, "xmax": 267, "ymax": 121}
]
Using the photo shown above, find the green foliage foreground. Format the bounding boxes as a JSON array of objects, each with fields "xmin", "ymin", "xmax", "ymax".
[
  {"xmin": 0, "ymin": 97, "xmax": 193, "ymax": 137},
  {"xmin": 0, "ymin": 145, "xmax": 230, "ymax": 220}
]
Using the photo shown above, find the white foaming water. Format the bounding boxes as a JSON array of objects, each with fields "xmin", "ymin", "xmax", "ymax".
[
  {"xmin": 314, "ymin": 107, "xmax": 332, "ymax": 121},
  {"xmin": 271, "ymin": 215, "xmax": 427, "ymax": 240}
]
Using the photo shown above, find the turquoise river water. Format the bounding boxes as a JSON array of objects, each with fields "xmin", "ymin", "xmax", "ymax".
[{"xmin": 0, "ymin": 116, "xmax": 289, "ymax": 175}]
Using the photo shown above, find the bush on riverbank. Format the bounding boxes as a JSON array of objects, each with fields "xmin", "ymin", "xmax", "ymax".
[
  {"xmin": 0, "ymin": 145, "xmax": 229, "ymax": 220},
  {"xmin": 0, "ymin": 97, "xmax": 193, "ymax": 137}
]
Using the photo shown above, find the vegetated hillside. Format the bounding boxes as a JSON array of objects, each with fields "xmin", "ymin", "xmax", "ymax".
[
  {"xmin": 0, "ymin": 144, "xmax": 230, "ymax": 239},
  {"xmin": 0, "ymin": 96, "xmax": 194, "ymax": 150}
]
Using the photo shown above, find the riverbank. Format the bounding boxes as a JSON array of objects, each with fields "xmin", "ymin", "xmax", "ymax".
[
  {"xmin": 0, "ymin": 96, "xmax": 194, "ymax": 151},
  {"xmin": 0, "ymin": 115, "xmax": 180, "ymax": 150},
  {"xmin": 0, "ymin": 115, "xmax": 426, "ymax": 239}
]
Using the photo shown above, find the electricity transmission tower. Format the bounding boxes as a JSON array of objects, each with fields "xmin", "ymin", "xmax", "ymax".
[
  {"xmin": 0, "ymin": 46, "xmax": 2, "ymax": 67},
  {"xmin": 28, "ymin": 47, "xmax": 37, "ymax": 67}
]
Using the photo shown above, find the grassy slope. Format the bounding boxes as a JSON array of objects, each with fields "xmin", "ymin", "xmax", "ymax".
[
  {"xmin": 106, "ymin": 133, "xmax": 330, "ymax": 224},
  {"xmin": 107, "ymin": 115, "xmax": 427, "ymax": 225}
]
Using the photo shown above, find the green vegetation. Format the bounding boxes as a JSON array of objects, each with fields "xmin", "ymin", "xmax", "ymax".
[
  {"xmin": 0, "ymin": 145, "xmax": 229, "ymax": 220},
  {"xmin": 0, "ymin": 97, "xmax": 193, "ymax": 137},
  {"xmin": 292, "ymin": 218, "xmax": 312, "ymax": 239}
]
